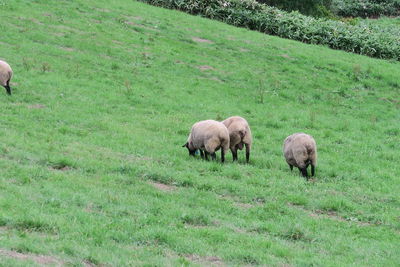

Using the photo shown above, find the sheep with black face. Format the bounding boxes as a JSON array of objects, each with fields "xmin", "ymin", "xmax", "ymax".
[
  {"xmin": 283, "ymin": 133, "xmax": 317, "ymax": 179},
  {"xmin": 222, "ymin": 116, "xmax": 252, "ymax": 163},
  {"xmin": 183, "ymin": 120, "xmax": 230, "ymax": 163}
]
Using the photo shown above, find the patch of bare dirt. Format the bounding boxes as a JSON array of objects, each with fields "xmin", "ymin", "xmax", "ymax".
[
  {"xmin": 100, "ymin": 54, "xmax": 112, "ymax": 59},
  {"xmin": 27, "ymin": 104, "xmax": 46, "ymax": 109},
  {"xmin": 288, "ymin": 203, "xmax": 373, "ymax": 226},
  {"xmin": 234, "ymin": 202, "xmax": 254, "ymax": 209},
  {"xmin": 59, "ymin": 46, "xmax": 75, "ymax": 52},
  {"xmin": 226, "ymin": 223, "xmax": 247, "ymax": 234},
  {"xmin": 313, "ymin": 210, "xmax": 373, "ymax": 226},
  {"xmin": 0, "ymin": 249, "xmax": 63, "ymax": 266},
  {"xmin": 50, "ymin": 165, "xmax": 72, "ymax": 171},
  {"xmin": 280, "ymin": 54, "xmax": 295, "ymax": 60},
  {"xmin": 208, "ymin": 77, "xmax": 223, "ymax": 83},
  {"xmin": 186, "ymin": 254, "xmax": 225, "ymax": 266},
  {"xmin": 123, "ymin": 15, "xmax": 142, "ymax": 21},
  {"xmin": 28, "ymin": 18, "xmax": 44, "ymax": 25},
  {"xmin": 149, "ymin": 181, "xmax": 176, "ymax": 192},
  {"xmin": 192, "ymin": 37, "xmax": 214, "ymax": 44},
  {"xmin": 197, "ymin": 65, "xmax": 214, "ymax": 71},
  {"xmin": 123, "ymin": 21, "xmax": 159, "ymax": 32},
  {"xmin": 82, "ymin": 259, "xmax": 97, "ymax": 267},
  {"xmin": 123, "ymin": 21, "xmax": 136, "ymax": 25},
  {"xmin": 94, "ymin": 8, "xmax": 111, "ymax": 12},
  {"xmin": 52, "ymin": 32, "xmax": 65, "ymax": 37},
  {"xmin": 185, "ymin": 28, "xmax": 201, "ymax": 33},
  {"xmin": 51, "ymin": 25, "xmax": 85, "ymax": 35},
  {"xmin": 312, "ymin": 209, "xmax": 346, "ymax": 222},
  {"xmin": 218, "ymin": 194, "xmax": 262, "ymax": 209}
]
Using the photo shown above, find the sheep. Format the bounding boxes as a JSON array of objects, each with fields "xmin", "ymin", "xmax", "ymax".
[
  {"xmin": 222, "ymin": 116, "xmax": 252, "ymax": 163},
  {"xmin": 0, "ymin": 60, "xmax": 12, "ymax": 95},
  {"xmin": 283, "ymin": 133, "xmax": 317, "ymax": 179},
  {"xmin": 182, "ymin": 120, "xmax": 230, "ymax": 163}
]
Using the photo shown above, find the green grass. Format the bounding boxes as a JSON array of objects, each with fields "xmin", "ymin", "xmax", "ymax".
[
  {"xmin": 0, "ymin": 0, "xmax": 399, "ymax": 266},
  {"xmin": 358, "ymin": 16, "xmax": 400, "ymax": 29},
  {"xmin": 366, "ymin": 16, "xmax": 400, "ymax": 26}
]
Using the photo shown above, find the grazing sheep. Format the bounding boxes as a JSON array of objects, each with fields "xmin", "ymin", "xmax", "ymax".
[
  {"xmin": 222, "ymin": 116, "xmax": 252, "ymax": 163},
  {"xmin": 283, "ymin": 133, "xmax": 317, "ymax": 178},
  {"xmin": 182, "ymin": 120, "xmax": 230, "ymax": 163},
  {"xmin": 0, "ymin": 60, "xmax": 12, "ymax": 95}
]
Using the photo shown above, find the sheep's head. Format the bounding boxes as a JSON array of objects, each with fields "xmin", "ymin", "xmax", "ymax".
[{"xmin": 182, "ymin": 142, "xmax": 196, "ymax": 156}]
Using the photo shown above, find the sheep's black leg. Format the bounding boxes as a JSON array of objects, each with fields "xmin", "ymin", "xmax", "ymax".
[
  {"xmin": 204, "ymin": 151, "xmax": 209, "ymax": 161},
  {"xmin": 221, "ymin": 149, "xmax": 225, "ymax": 163},
  {"xmin": 299, "ymin": 167, "xmax": 308, "ymax": 178},
  {"xmin": 211, "ymin": 152, "xmax": 216, "ymax": 161},
  {"xmin": 232, "ymin": 148, "xmax": 238, "ymax": 162},
  {"xmin": 289, "ymin": 164, "xmax": 293, "ymax": 171},
  {"xmin": 4, "ymin": 81, "xmax": 11, "ymax": 95},
  {"xmin": 6, "ymin": 80, "xmax": 11, "ymax": 95},
  {"xmin": 311, "ymin": 165, "xmax": 315, "ymax": 177},
  {"xmin": 199, "ymin": 149, "xmax": 204, "ymax": 159},
  {"xmin": 245, "ymin": 144, "xmax": 250, "ymax": 163}
]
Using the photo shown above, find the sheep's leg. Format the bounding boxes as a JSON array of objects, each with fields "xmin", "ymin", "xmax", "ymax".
[
  {"xmin": 211, "ymin": 152, "xmax": 216, "ymax": 161},
  {"xmin": 231, "ymin": 148, "xmax": 238, "ymax": 162},
  {"xmin": 288, "ymin": 164, "xmax": 293, "ymax": 171},
  {"xmin": 4, "ymin": 80, "xmax": 11, "ymax": 95},
  {"xmin": 199, "ymin": 149, "xmax": 204, "ymax": 159},
  {"xmin": 245, "ymin": 143, "xmax": 250, "ymax": 163},
  {"xmin": 299, "ymin": 167, "xmax": 308, "ymax": 178},
  {"xmin": 311, "ymin": 164, "xmax": 315, "ymax": 177},
  {"xmin": 221, "ymin": 149, "xmax": 225, "ymax": 163},
  {"xmin": 204, "ymin": 151, "xmax": 209, "ymax": 161}
]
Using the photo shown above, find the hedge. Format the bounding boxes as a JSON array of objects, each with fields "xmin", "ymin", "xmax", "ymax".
[
  {"xmin": 256, "ymin": 0, "xmax": 334, "ymax": 17},
  {"xmin": 332, "ymin": 0, "xmax": 400, "ymax": 18},
  {"xmin": 138, "ymin": 0, "xmax": 400, "ymax": 61}
]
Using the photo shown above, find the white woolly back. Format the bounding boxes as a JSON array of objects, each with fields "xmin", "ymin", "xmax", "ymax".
[{"xmin": 0, "ymin": 60, "xmax": 12, "ymax": 86}]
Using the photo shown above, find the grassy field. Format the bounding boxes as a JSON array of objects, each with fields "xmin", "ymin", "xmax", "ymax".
[
  {"xmin": 0, "ymin": 0, "xmax": 399, "ymax": 266},
  {"xmin": 357, "ymin": 16, "xmax": 400, "ymax": 35},
  {"xmin": 362, "ymin": 16, "xmax": 400, "ymax": 27}
]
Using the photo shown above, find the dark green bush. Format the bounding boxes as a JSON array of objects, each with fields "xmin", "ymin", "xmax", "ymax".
[
  {"xmin": 139, "ymin": 0, "xmax": 400, "ymax": 60},
  {"xmin": 256, "ymin": 0, "xmax": 334, "ymax": 17},
  {"xmin": 332, "ymin": 0, "xmax": 400, "ymax": 18}
]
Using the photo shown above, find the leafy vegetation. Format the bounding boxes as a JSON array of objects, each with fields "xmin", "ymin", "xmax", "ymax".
[
  {"xmin": 332, "ymin": 0, "xmax": 400, "ymax": 18},
  {"xmin": 0, "ymin": 0, "xmax": 400, "ymax": 266},
  {"xmin": 257, "ymin": 0, "xmax": 334, "ymax": 17},
  {"xmin": 139, "ymin": 0, "xmax": 400, "ymax": 60}
]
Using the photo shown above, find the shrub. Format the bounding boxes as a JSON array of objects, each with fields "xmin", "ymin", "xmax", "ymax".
[
  {"xmin": 139, "ymin": 0, "xmax": 400, "ymax": 60},
  {"xmin": 332, "ymin": 0, "xmax": 400, "ymax": 18},
  {"xmin": 256, "ymin": 0, "xmax": 334, "ymax": 18}
]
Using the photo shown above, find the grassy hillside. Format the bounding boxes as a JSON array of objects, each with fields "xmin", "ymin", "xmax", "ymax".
[
  {"xmin": 361, "ymin": 16, "xmax": 400, "ymax": 28},
  {"xmin": 0, "ymin": 0, "xmax": 399, "ymax": 266}
]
